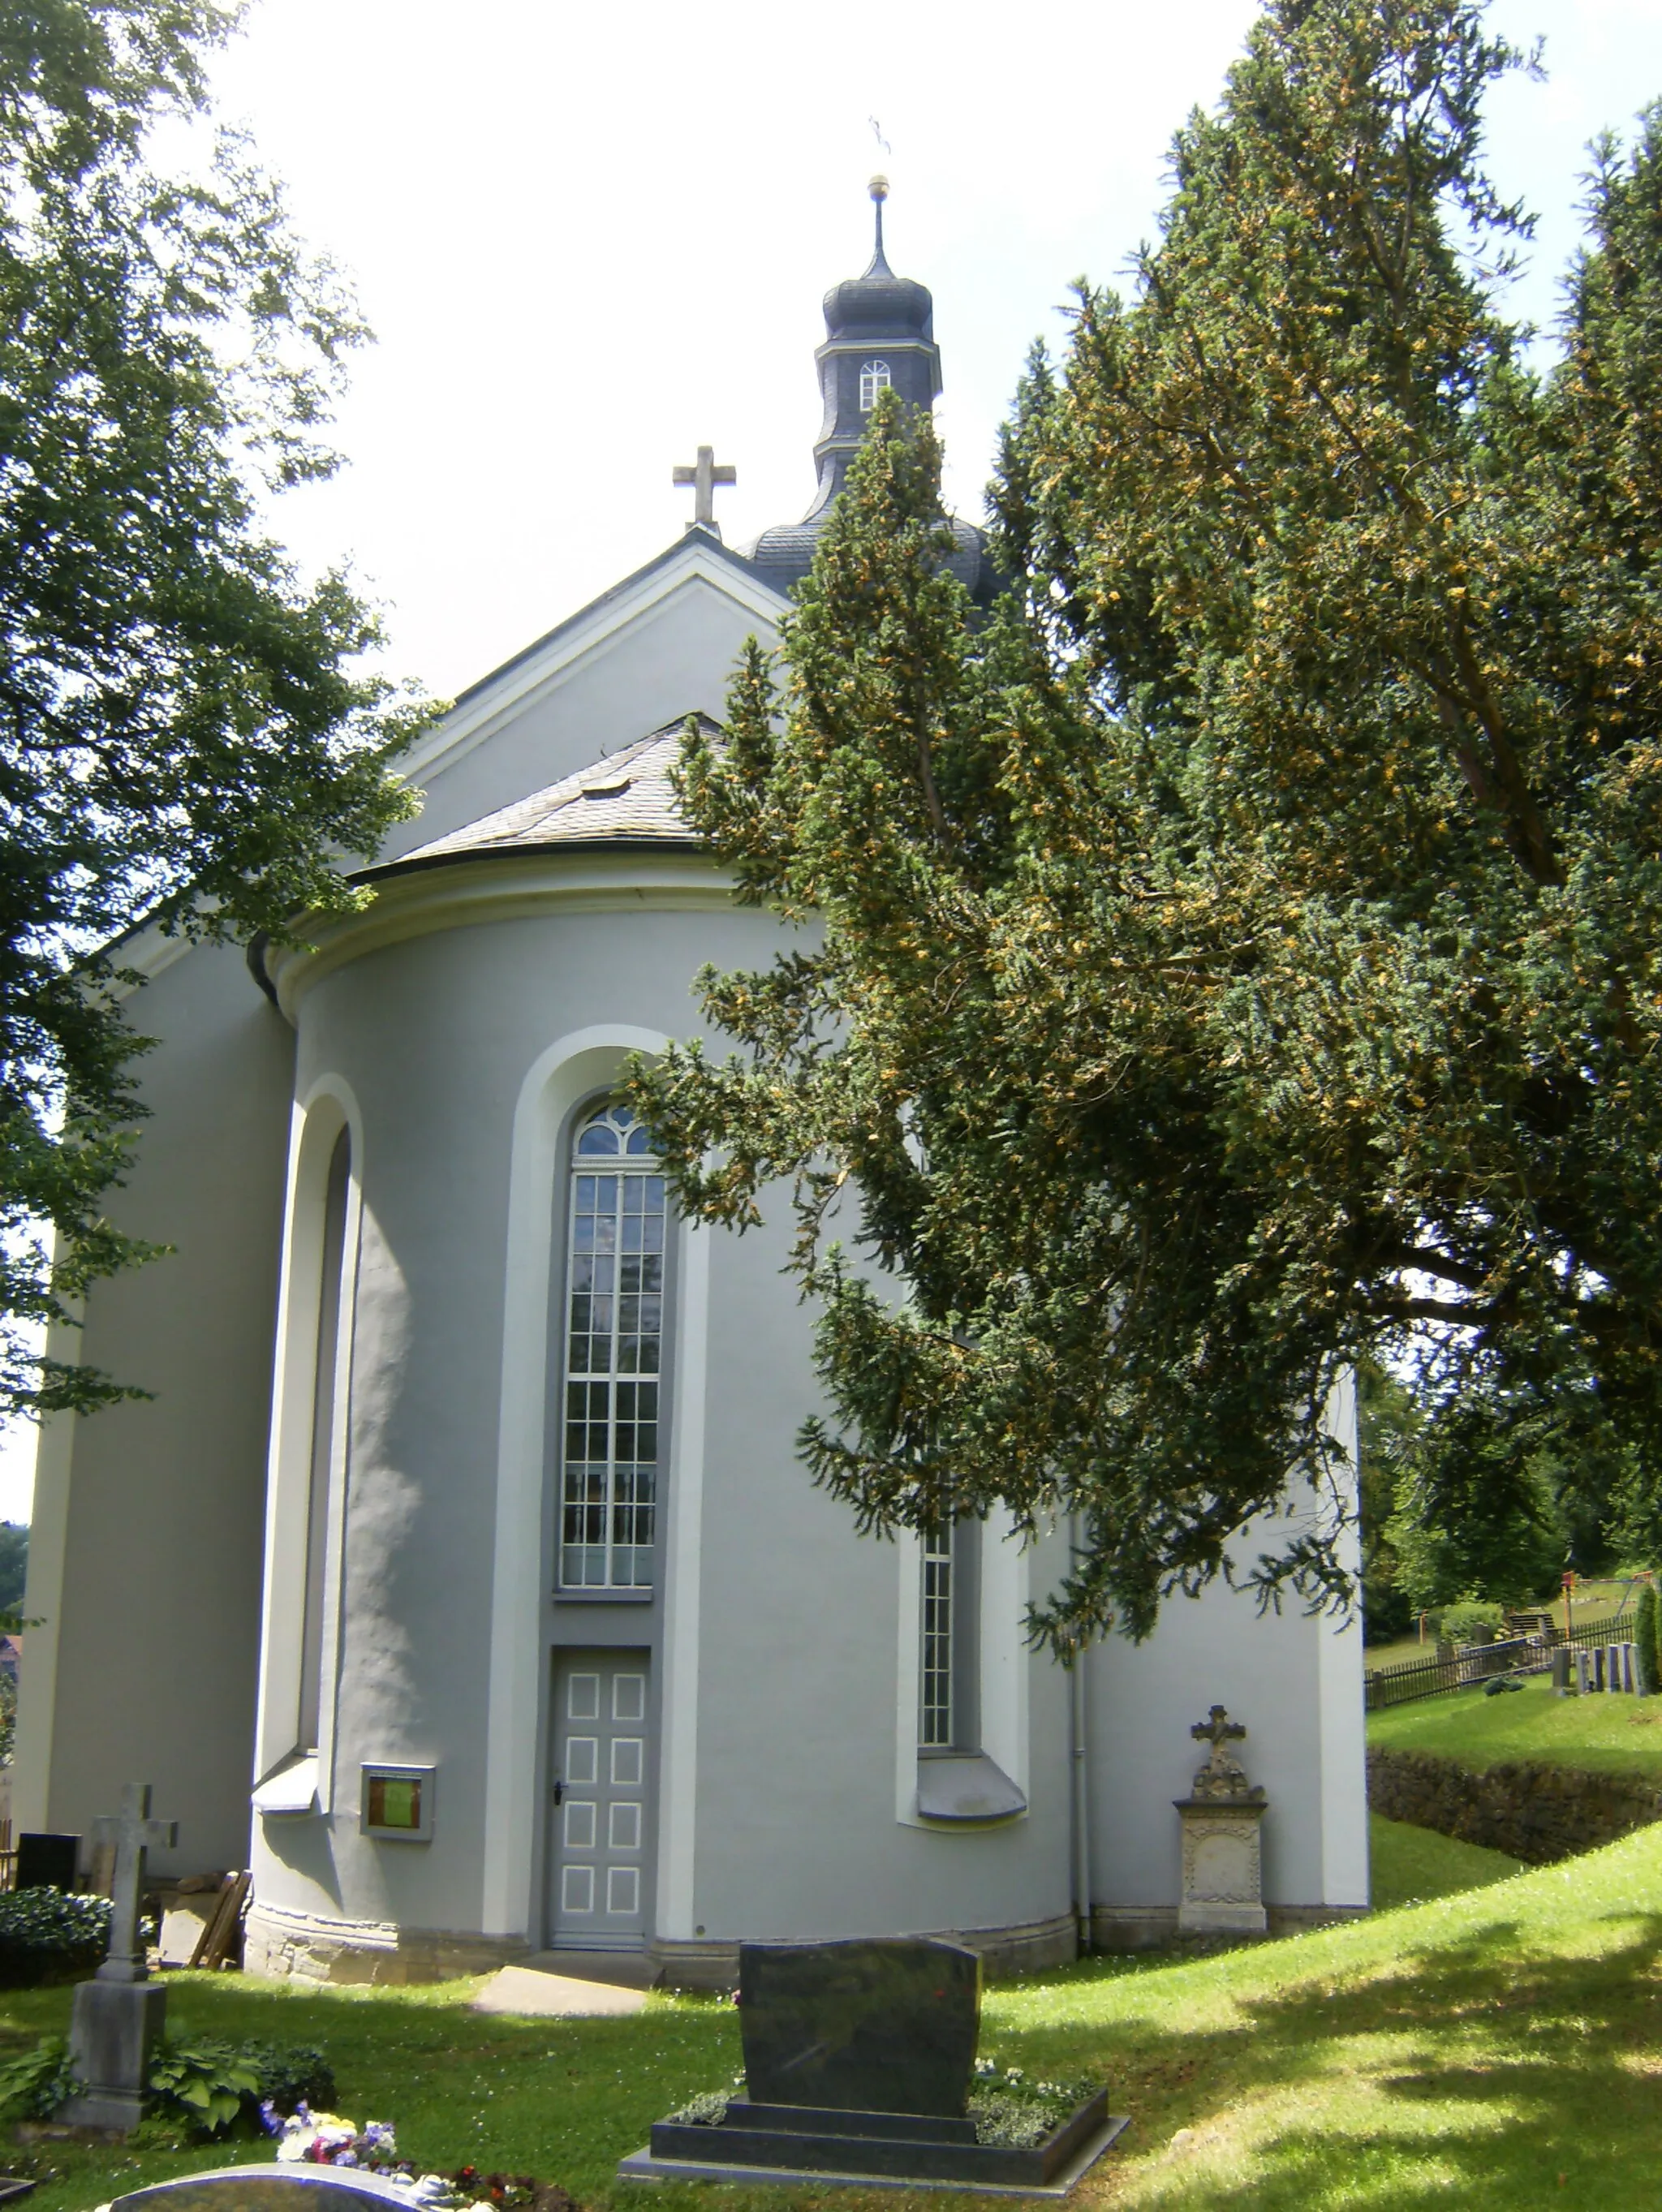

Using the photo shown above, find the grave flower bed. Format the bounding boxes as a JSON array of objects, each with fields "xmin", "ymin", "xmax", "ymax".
[{"xmin": 266, "ymin": 2110, "xmax": 572, "ymax": 2212}]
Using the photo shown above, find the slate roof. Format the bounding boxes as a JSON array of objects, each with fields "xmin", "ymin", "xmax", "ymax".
[{"xmin": 368, "ymin": 715, "xmax": 716, "ymax": 880}]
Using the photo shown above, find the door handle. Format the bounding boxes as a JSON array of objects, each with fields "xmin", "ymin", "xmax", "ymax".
[{"xmin": 553, "ymin": 1779, "xmax": 564, "ymax": 1806}]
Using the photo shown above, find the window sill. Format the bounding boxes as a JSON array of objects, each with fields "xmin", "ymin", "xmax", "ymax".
[
  {"xmin": 252, "ymin": 1752, "xmax": 320, "ymax": 1817},
  {"xmin": 915, "ymin": 1751, "xmax": 1027, "ymax": 1827},
  {"xmin": 553, "ymin": 1587, "xmax": 654, "ymax": 1605}
]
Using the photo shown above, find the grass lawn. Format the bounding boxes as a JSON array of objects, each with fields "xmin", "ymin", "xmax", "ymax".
[
  {"xmin": 1367, "ymin": 1813, "xmax": 1523, "ymax": 1909},
  {"xmin": 2, "ymin": 1824, "xmax": 1661, "ymax": 2210},
  {"xmin": 1368, "ymin": 1671, "xmax": 1662, "ymax": 1781}
]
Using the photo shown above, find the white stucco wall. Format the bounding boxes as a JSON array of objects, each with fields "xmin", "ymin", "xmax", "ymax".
[{"xmin": 15, "ymin": 939, "xmax": 295, "ymax": 1874}]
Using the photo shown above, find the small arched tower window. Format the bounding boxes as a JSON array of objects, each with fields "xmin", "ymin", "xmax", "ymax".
[
  {"xmin": 559, "ymin": 1100, "xmax": 665, "ymax": 1590},
  {"xmin": 859, "ymin": 359, "xmax": 892, "ymax": 413}
]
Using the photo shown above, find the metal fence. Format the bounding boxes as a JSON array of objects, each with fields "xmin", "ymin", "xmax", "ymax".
[{"xmin": 1364, "ymin": 1603, "xmax": 1638, "ymax": 1712}]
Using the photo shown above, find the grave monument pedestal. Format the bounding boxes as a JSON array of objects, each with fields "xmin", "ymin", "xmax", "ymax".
[
  {"xmin": 1174, "ymin": 1706, "xmax": 1268, "ymax": 1937},
  {"xmin": 59, "ymin": 1782, "xmax": 178, "ymax": 2135},
  {"xmin": 62, "ymin": 1980, "xmax": 168, "ymax": 2132}
]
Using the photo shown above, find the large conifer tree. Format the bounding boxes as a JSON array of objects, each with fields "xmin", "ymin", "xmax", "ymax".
[{"xmin": 635, "ymin": 0, "xmax": 1662, "ymax": 1643}]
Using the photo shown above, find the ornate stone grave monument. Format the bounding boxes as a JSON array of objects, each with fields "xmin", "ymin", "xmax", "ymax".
[
  {"xmin": 619, "ymin": 1937, "xmax": 1126, "ymax": 2196},
  {"xmin": 1175, "ymin": 1706, "xmax": 1268, "ymax": 1936},
  {"xmin": 60, "ymin": 1782, "xmax": 177, "ymax": 2132}
]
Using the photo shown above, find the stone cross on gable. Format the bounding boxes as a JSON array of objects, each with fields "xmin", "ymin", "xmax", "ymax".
[
  {"xmin": 673, "ymin": 445, "xmax": 736, "ymax": 533},
  {"xmin": 93, "ymin": 1781, "xmax": 177, "ymax": 1984}
]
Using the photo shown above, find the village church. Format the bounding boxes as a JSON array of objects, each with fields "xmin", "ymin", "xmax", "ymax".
[{"xmin": 14, "ymin": 192, "xmax": 1368, "ymax": 1984}]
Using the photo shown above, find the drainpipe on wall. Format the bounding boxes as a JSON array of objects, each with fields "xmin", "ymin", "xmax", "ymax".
[{"xmin": 1068, "ymin": 1514, "xmax": 1092, "ymax": 1957}]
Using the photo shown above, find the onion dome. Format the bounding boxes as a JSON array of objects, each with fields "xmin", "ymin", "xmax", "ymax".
[{"xmin": 747, "ymin": 180, "xmax": 994, "ymax": 605}]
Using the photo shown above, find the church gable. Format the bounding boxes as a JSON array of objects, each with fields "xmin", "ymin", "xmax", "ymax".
[{"xmin": 384, "ymin": 534, "xmax": 786, "ymax": 867}]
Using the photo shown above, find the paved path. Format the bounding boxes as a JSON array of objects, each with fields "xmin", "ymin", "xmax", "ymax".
[{"xmin": 471, "ymin": 1963, "xmax": 648, "ymax": 2016}]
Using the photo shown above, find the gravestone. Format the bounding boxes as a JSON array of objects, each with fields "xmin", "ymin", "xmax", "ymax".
[
  {"xmin": 59, "ymin": 1782, "xmax": 177, "ymax": 2133},
  {"xmin": 739, "ymin": 1938, "xmax": 978, "ymax": 2116},
  {"xmin": 1551, "ymin": 1646, "xmax": 1572, "ymax": 1696},
  {"xmin": 1175, "ymin": 1706, "xmax": 1268, "ymax": 1936},
  {"xmin": 15, "ymin": 1833, "xmax": 79, "ymax": 1891},
  {"xmin": 112, "ymin": 2171, "xmax": 431, "ymax": 2212},
  {"xmin": 619, "ymin": 1938, "xmax": 1125, "ymax": 2194}
]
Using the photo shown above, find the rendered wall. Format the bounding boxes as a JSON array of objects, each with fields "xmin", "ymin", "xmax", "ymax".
[
  {"xmin": 15, "ymin": 939, "xmax": 295, "ymax": 1875},
  {"xmin": 251, "ymin": 891, "xmax": 1073, "ymax": 1965}
]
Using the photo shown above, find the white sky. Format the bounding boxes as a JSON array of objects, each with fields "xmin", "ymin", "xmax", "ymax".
[{"xmin": 2, "ymin": 0, "xmax": 1659, "ymax": 1520}]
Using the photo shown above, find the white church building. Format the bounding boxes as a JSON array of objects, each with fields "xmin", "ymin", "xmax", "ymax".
[{"xmin": 14, "ymin": 200, "xmax": 1367, "ymax": 1984}]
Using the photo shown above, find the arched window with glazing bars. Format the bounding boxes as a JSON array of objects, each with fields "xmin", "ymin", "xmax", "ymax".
[{"xmin": 558, "ymin": 1101, "xmax": 665, "ymax": 1589}]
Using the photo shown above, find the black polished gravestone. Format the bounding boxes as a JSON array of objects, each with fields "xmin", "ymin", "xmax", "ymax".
[
  {"xmin": 15, "ymin": 1833, "xmax": 79, "ymax": 1891},
  {"xmin": 740, "ymin": 1937, "xmax": 979, "ymax": 2116},
  {"xmin": 619, "ymin": 1939, "xmax": 1127, "ymax": 2197}
]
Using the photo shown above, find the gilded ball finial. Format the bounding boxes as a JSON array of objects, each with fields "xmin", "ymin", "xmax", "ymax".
[{"xmin": 869, "ymin": 174, "xmax": 889, "ymax": 203}]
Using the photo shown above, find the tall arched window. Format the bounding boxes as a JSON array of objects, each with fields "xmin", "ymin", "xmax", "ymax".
[
  {"xmin": 859, "ymin": 359, "xmax": 892, "ymax": 412},
  {"xmin": 298, "ymin": 1127, "xmax": 351, "ymax": 1751},
  {"xmin": 558, "ymin": 1101, "xmax": 665, "ymax": 1589}
]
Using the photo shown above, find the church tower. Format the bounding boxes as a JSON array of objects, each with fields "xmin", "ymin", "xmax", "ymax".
[{"xmin": 748, "ymin": 181, "xmax": 992, "ymax": 602}]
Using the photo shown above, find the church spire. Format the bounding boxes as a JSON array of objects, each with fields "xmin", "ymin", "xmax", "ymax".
[
  {"xmin": 867, "ymin": 174, "xmax": 893, "ymax": 278},
  {"xmin": 746, "ymin": 180, "xmax": 953, "ymax": 595}
]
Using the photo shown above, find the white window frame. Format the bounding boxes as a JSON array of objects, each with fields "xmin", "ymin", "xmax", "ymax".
[
  {"xmin": 557, "ymin": 1100, "xmax": 666, "ymax": 1590},
  {"xmin": 860, "ymin": 359, "xmax": 892, "ymax": 412}
]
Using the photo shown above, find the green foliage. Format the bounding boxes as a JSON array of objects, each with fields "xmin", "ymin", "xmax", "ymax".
[
  {"xmin": 1357, "ymin": 1361, "xmax": 1416, "ymax": 1642},
  {"xmin": 1438, "ymin": 1599, "xmax": 1505, "ymax": 1645},
  {"xmin": 0, "ymin": 0, "xmax": 432, "ymax": 1423},
  {"xmin": 967, "ymin": 2062, "xmax": 1097, "ymax": 2148},
  {"xmin": 635, "ymin": 0, "xmax": 1662, "ymax": 1644},
  {"xmin": 0, "ymin": 2031, "xmax": 76, "ymax": 2119},
  {"xmin": 0, "ymin": 1887, "xmax": 110, "ymax": 1987},
  {"xmin": 146, "ymin": 2037, "xmax": 263, "ymax": 2134},
  {"xmin": 0, "ymin": 1526, "xmax": 28, "ymax": 1616},
  {"xmin": 1387, "ymin": 1393, "xmax": 1569, "ymax": 1612},
  {"xmin": 1635, "ymin": 1582, "xmax": 1660, "ymax": 1696},
  {"xmin": 0, "ymin": 2022, "xmax": 329, "ymax": 2134},
  {"xmin": 232, "ymin": 2038, "xmax": 334, "ymax": 2119}
]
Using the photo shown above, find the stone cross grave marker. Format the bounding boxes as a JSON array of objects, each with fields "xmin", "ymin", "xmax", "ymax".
[
  {"xmin": 61, "ymin": 1780, "xmax": 178, "ymax": 2132},
  {"xmin": 96, "ymin": 1782, "xmax": 178, "ymax": 1982},
  {"xmin": 673, "ymin": 445, "xmax": 736, "ymax": 532}
]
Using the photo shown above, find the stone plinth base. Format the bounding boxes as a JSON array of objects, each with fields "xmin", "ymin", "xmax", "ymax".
[
  {"xmin": 61, "ymin": 1977, "xmax": 166, "ymax": 2133},
  {"xmin": 1176, "ymin": 1796, "xmax": 1268, "ymax": 1935},
  {"xmin": 243, "ymin": 1901, "xmax": 529, "ymax": 1986},
  {"xmin": 1089, "ymin": 1902, "xmax": 1365, "ymax": 1952},
  {"xmin": 620, "ymin": 2093, "xmax": 1127, "ymax": 2197}
]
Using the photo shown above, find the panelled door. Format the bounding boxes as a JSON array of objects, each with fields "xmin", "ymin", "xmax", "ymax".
[{"xmin": 549, "ymin": 1650, "xmax": 650, "ymax": 1948}]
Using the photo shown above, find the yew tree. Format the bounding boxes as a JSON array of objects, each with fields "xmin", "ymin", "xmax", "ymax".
[
  {"xmin": 634, "ymin": 0, "xmax": 1662, "ymax": 1643},
  {"xmin": 1, "ymin": 2, "xmax": 423, "ymax": 1422}
]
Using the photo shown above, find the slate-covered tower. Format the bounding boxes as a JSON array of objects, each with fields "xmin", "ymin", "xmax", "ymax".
[{"xmin": 749, "ymin": 179, "xmax": 992, "ymax": 601}]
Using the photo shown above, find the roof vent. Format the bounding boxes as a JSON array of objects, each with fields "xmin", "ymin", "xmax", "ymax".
[{"xmin": 580, "ymin": 776, "xmax": 632, "ymax": 799}]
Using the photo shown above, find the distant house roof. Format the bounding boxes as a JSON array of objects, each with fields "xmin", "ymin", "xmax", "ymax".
[{"xmin": 364, "ymin": 714, "xmax": 717, "ymax": 882}]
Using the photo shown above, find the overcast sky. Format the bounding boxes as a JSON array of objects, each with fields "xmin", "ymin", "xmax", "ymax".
[{"xmin": 2, "ymin": 0, "xmax": 1660, "ymax": 1521}]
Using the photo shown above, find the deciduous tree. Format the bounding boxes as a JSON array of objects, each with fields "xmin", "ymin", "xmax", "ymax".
[{"xmin": 1, "ymin": 2, "xmax": 424, "ymax": 1422}]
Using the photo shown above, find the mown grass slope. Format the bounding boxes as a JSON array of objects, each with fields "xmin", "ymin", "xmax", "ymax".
[
  {"xmin": 1368, "ymin": 1672, "xmax": 1662, "ymax": 1780},
  {"xmin": 4, "ymin": 1826, "xmax": 1660, "ymax": 2210}
]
